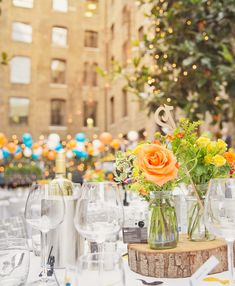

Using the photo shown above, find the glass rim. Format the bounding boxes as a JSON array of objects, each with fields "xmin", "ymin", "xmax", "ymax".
[
  {"xmin": 78, "ymin": 252, "xmax": 122, "ymax": 263},
  {"xmin": 82, "ymin": 182, "xmax": 118, "ymax": 185}
]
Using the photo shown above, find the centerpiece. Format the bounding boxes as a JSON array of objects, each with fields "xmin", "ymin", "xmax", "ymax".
[
  {"xmin": 115, "ymin": 141, "xmax": 179, "ymax": 250},
  {"xmin": 155, "ymin": 119, "xmax": 235, "ymax": 241}
]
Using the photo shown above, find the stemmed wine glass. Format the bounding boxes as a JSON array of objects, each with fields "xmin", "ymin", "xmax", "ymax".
[
  {"xmin": 24, "ymin": 184, "xmax": 65, "ymax": 285},
  {"xmin": 74, "ymin": 182, "xmax": 124, "ymax": 251},
  {"xmin": 204, "ymin": 178, "xmax": 235, "ymax": 285}
]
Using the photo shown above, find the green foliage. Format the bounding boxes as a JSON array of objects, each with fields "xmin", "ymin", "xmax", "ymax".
[
  {"xmin": 120, "ymin": 0, "xmax": 235, "ymax": 124},
  {"xmin": 155, "ymin": 119, "xmax": 231, "ymax": 188},
  {"xmin": 5, "ymin": 164, "xmax": 43, "ymax": 178}
]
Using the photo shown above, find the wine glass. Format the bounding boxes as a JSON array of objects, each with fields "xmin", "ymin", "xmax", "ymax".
[
  {"xmin": 74, "ymin": 182, "xmax": 124, "ymax": 251},
  {"xmin": 24, "ymin": 184, "xmax": 65, "ymax": 285},
  {"xmin": 77, "ymin": 252, "xmax": 126, "ymax": 286},
  {"xmin": 204, "ymin": 178, "xmax": 235, "ymax": 284}
]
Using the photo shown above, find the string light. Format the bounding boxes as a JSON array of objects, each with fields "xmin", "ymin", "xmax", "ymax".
[
  {"xmin": 155, "ymin": 20, "xmax": 160, "ymax": 26},
  {"xmin": 168, "ymin": 28, "xmax": 173, "ymax": 33},
  {"xmin": 167, "ymin": 98, "xmax": 171, "ymax": 102},
  {"xmin": 204, "ymin": 35, "xmax": 209, "ymax": 41},
  {"xmin": 172, "ymin": 63, "xmax": 177, "ymax": 68},
  {"xmin": 174, "ymin": 78, "xmax": 178, "ymax": 82},
  {"xmin": 192, "ymin": 64, "xmax": 197, "ymax": 70},
  {"xmin": 156, "ymin": 27, "xmax": 161, "ymax": 32},
  {"xmin": 163, "ymin": 54, "xmax": 168, "ymax": 59},
  {"xmin": 183, "ymin": 71, "xmax": 188, "ymax": 76},
  {"xmin": 155, "ymin": 54, "xmax": 160, "ymax": 59},
  {"xmin": 160, "ymin": 32, "xmax": 166, "ymax": 38},
  {"xmin": 186, "ymin": 20, "xmax": 192, "ymax": 25},
  {"xmin": 149, "ymin": 44, "xmax": 154, "ymax": 49}
]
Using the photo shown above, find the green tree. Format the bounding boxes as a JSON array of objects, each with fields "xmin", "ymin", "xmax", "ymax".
[{"xmin": 121, "ymin": 0, "xmax": 235, "ymax": 124}]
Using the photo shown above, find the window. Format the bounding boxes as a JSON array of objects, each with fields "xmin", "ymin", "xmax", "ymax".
[
  {"xmin": 83, "ymin": 62, "xmax": 89, "ymax": 85},
  {"xmin": 122, "ymin": 90, "xmax": 128, "ymax": 117},
  {"xmin": 51, "ymin": 99, "xmax": 65, "ymax": 126},
  {"xmin": 84, "ymin": 30, "xmax": 98, "ymax": 48},
  {"xmin": 122, "ymin": 6, "xmax": 130, "ymax": 24},
  {"xmin": 52, "ymin": 27, "xmax": 68, "ymax": 47},
  {"xmin": 10, "ymin": 56, "xmax": 31, "ymax": 84},
  {"xmin": 9, "ymin": 97, "xmax": 29, "ymax": 124},
  {"xmin": 110, "ymin": 96, "xmax": 115, "ymax": 124},
  {"xmin": 83, "ymin": 101, "xmax": 97, "ymax": 127},
  {"xmin": 51, "ymin": 59, "xmax": 66, "ymax": 84},
  {"xmin": 91, "ymin": 63, "xmax": 98, "ymax": 86},
  {"xmin": 122, "ymin": 41, "xmax": 129, "ymax": 67},
  {"xmin": 110, "ymin": 24, "xmax": 115, "ymax": 40},
  {"xmin": 12, "ymin": 22, "xmax": 32, "ymax": 43},
  {"xmin": 138, "ymin": 26, "xmax": 144, "ymax": 41},
  {"xmin": 12, "ymin": 0, "xmax": 33, "ymax": 8},
  {"xmin": 52, "ymin": 0, "xmax": 68, "ymax": 12}
]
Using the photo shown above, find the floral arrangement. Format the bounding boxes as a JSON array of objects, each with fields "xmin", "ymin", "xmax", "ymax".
[
  {"xmin": 155, "ymin": 119, "xmax": 235, "ymax": 194},
  {"xmin": 114, "ymin": 141, "xmax": 180, "ymax": 249},
  {"xmin": 155, "ymin": 118, "xmax": 235, "ymax": 241}
]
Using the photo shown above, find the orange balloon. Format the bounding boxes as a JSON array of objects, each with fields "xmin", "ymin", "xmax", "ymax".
[
  {"xmin": 0, "ymin": 133, "xmax": 7, "ymax": 147},
  {"xmin": 47, "ymin": 150, "xmax": 56, "ymax": 161},
  {"xmin": 42, "ymin": 148, "xmax": 49, "ymax": 157},
  {"xmin": 100, "ymin": 132, "xmax": 113, "ymax": 145},
  {"xmin": 87, "ymin": 144, "xmax": 94, "ymax": 155},
  {"xmin": 7, "ymin": 142, "xmax": 17, "ymax": 153},
  {"xmin": 98, "ymin": 142, "xmax": 105, "ymax": 152},
  {"xmin": 15, "ymin": 152, "xmax": 22, "ymax": 160},
  {"xmin": 110, "ymin": 139, "xmax": 121, "ymax": 150},
  {"xmin": 68, "ymin": 139, "xmax": 77, "ymax": 149},
  {"xmin": 33, "ymin": 143, "xmax": 40, "ymax": 150}
]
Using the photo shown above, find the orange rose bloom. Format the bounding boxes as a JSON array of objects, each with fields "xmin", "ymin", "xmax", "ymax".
[
  {"xmin": 137, "ymin": 144, "xmax": 178, "ymax": 186},
  {"xmin": 224, "ymin": 150, "xmax": 235, "ymax": 166}
]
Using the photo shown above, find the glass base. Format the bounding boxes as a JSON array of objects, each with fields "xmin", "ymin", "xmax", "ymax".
[{"xmin": 149, "ymin": 240, "xmax": 178, "ymax": 250}]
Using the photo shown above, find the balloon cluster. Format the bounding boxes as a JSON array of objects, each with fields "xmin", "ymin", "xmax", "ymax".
[{"xmin": 0, "ymin": 131, "xmax": 126, "ymax": 163}]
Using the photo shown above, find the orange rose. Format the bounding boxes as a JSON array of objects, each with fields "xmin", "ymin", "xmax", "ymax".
[
  {"xmin": 224, "ymin": 150, "xmax": 235, "ymax": 166},
  {"xmin": 137, "ymin": 144, "xmax": 178, "ymax": 186}
]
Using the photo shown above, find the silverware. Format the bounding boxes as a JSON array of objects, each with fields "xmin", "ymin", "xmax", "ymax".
[{"xmin": 137, "ymin": 279, "xmax": 164, "ymax": 285}]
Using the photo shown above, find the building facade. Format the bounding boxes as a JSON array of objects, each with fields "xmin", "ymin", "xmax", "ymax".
[{"xmin": 0, "ymin": 0, "xmax": 155, "ymax": 140}]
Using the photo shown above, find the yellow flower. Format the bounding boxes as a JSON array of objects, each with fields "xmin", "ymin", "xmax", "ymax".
[
  {"xmin": 196, "ymin": 136, "xmax": 211, "ymax": 148},
  {"xmin": 207, "ymin": 141, "xmax": 217, "ymax": 153},
  {"xmin": 204, "ymin": 155, "xmax": 213, "ymax": 165},
  {"xmin": 216, "ymin": 139, "xmax": 227, "ymax": 153},
  {"xmin": 212, "ymin": 155, "xmax": 226, "ymax": 167},
  {"xmin": 133, "ymin": 144, "xmax": 147, "ymax": 155}
]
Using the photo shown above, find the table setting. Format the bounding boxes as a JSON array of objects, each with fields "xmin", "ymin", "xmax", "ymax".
[{"xmin": 0, "ymin": 107, "xmax": 235, "ymax": 286}]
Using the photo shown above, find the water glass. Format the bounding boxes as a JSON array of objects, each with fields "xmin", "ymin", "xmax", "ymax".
[
  {"xmin": 77, "ymin": 252, "xmax": 126, "ymax": 286},
  {"xmin": 0, "ymin": 238, "xmax": 30, "ymax": 286}
]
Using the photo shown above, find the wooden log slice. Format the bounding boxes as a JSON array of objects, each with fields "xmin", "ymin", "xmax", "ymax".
[{"xmin": 128, "ymin": 234, "xmax": 229, "ymax": 278}]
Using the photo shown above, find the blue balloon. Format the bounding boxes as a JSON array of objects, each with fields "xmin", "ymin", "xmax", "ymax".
[
  {"xmin": 75, "ymin": 133, "xmax": 86, "ymax": 142},
  {"xmin": 80, "ymin": 151, "xmax": 88, "ymax": 159},
  {"xmin": 22, "ymin": 133, "xmax": 32, "ymax": 143},
  {"xmin": 15, "ymin": 146, "xmax": 22, "ymax": 154},
  {"xmin": 3, "ymin": 149, "xmax": 10, "ymax": 158},
  {"xmin": 32, "ymin": 153, "xmax": 40, "ymax": 160},
  {"xmin": 73, "ymin": 149, "xmax": 83, "ymax": 158},
  {"xmin": 55, "ymin": 143, "xmax": 63, "ymax": 151},
  {"xmin": 24, "ymin": 140, "xmax": 33, "ymax": 148}
]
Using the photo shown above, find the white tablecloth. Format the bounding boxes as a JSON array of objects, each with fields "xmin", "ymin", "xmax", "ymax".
[{"xmin": 27, "ymin": 253, "xmax": 229, "ymax": 286}]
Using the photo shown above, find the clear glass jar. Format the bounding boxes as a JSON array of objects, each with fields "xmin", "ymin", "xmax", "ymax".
[
  {"xmin": 148, "ymin": 191, "xmax": 178, "ymax": 250},
  {"xmin": 187, "ymin": 184, "xmax": 215, "ymax": 241}
]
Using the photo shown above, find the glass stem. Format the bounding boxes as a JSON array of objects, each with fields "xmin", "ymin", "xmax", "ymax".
[
  {"xmin": 226, "ymin": 240, "xmax": 234, "ymax": 284},
  {"xmin": 41, "ymin": 232, "xmax": 48, "ymax": 282}
]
